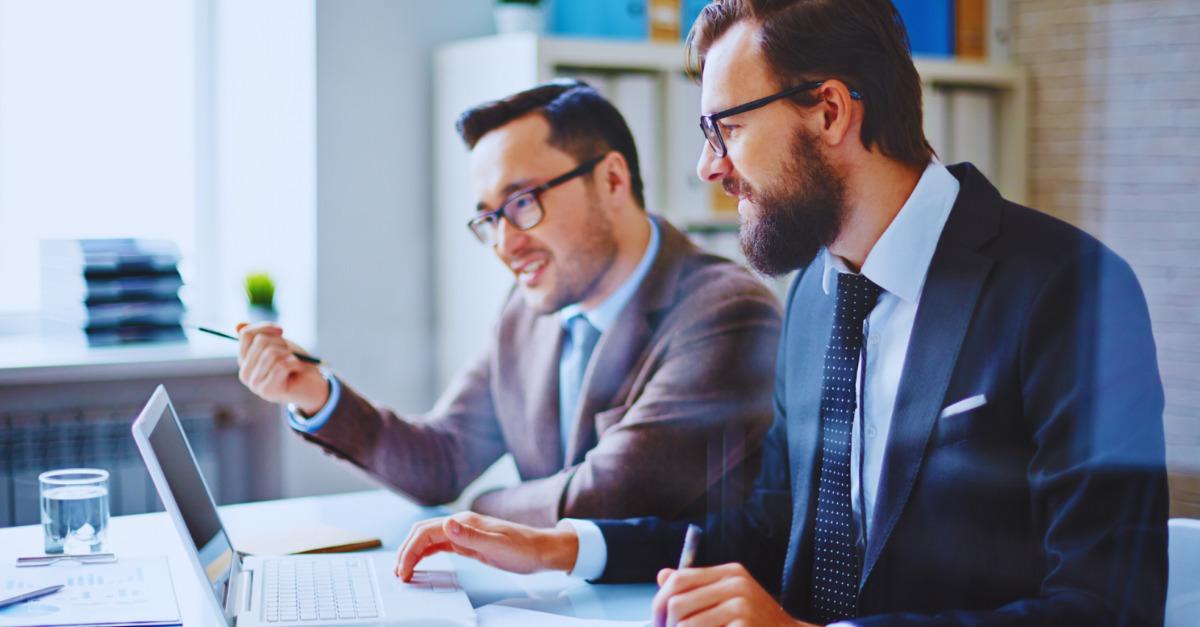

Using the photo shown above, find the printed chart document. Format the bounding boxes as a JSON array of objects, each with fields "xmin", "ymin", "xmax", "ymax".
[
  {"xmin": 0, "ymin": 557, "xmax": 180, "ymax": 627},
  {"xmin": 477, "ymin": 604, "xmax": 648, "ymax": 627}
]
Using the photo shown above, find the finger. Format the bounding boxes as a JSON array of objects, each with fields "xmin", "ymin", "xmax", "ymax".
[
  {"xmin": 398, "ymin": 518, "xmax": 442, "ymax": 563},
  {"xmin": 237, "ymin": 323, "xmax": 283, "ymax": 362},
  {"xmin": 677, "ymin": 596, "xmax": 751, "ymax": 627},
  {"xmin": 260, "ymin": 354, "xmax": 303, "ymax": 397},
  {"xmin": 396, "ymin": 519, "xmax": 445, "ymax": 579},
  {"xmin": 241, "ymin": 334, "xmax": 287, "ymax": 388},
  {"xmin": 653, "ymin": 566, "xmax": 734, "ymax": 627},
  {"xmin": 442, "ymin": 515, "xmax": 505, "ymax": 554},
  {"xmin": 250, "ymin": 346, "xmax": 294, "ymax": 391},
  {"xmin": 658, "ymin": 568, "xmax": 675, "ymax": 587},
  {"xmin": 396, "ymin": 521, "xmax": 451, "ymax": 581},
  {"xmin": 666, "ymin": 576, "xmax": 742, "ymax": 626}
]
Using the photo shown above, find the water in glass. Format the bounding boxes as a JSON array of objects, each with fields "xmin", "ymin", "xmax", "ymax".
[{"xmin": 39, "ymin": 469, "xmax": 110, "ymax": 554}]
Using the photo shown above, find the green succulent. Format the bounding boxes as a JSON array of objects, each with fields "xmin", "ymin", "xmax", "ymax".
[{"xmin": 244, "ymin": 272, "xmax": 276, "ymax": 309}]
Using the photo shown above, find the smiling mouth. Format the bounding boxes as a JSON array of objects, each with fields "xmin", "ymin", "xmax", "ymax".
[{"xmin": 511, "ymin": 258, "xmax": 549, "ymax": 286}]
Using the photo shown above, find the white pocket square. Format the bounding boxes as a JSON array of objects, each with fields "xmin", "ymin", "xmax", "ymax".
[{"xmin": 939, "ymin": 394, "xmax": 987, "ymax": 419}]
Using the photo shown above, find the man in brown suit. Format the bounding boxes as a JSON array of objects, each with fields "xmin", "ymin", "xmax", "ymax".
[{"xmin": 236, "ymin": 80, "xmax": 780, "ymax": 527}]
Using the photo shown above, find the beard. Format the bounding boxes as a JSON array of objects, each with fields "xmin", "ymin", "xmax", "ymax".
[{"xmin": 734, "ymin": 128, "xmax": 847, "ymax": 277}]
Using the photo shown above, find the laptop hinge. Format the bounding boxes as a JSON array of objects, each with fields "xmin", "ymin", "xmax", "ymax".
[{"xmin": 228, "ymin": 568, "xmax": 254, "ymax": 618}]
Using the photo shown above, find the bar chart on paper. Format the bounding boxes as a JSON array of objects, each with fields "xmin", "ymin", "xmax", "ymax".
[{"xmin": 0, "ymin": 557, "xmax": 180, "ymax": 626}]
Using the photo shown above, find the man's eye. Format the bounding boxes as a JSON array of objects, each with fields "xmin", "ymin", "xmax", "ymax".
[{"xmin": 720, "ymin": 123, "xmax": 739, "ymax": 137}]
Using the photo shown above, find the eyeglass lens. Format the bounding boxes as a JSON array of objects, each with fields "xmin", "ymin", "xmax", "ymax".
[
  {"xmin": 471, "ymin": 192, "xmax": 544, "ymax": 245},
  {"xmin": 701, "ymin": 117, "xmax": 726, "ymax": 158}
]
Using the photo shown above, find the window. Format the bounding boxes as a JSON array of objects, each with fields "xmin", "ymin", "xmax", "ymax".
[
  {"xmin": 0, "ymin": 0, "xmax": 198, "ymax": 314},
  {"xmin": 0, "ymin": 0, "xmax": 316, "ymax": 344}
]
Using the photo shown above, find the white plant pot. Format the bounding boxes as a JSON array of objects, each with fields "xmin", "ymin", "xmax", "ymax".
[
  {"xmin": 247, "ymin": 305, "xmax": 278, "ymax": 324},
  {"xmin": 494, "ymin": 5, "xmax": 544, "ymax": 35}
]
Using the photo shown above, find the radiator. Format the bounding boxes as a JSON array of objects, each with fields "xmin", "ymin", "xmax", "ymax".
[{"xmin": 0, "ymin": 374, "xmax": 282, "ymax": 528}]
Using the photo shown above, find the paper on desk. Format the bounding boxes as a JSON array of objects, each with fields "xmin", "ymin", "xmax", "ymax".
[
  {"xmin": 236, "ymin": 521, "xmax": 382, "ymax": 555},
  {"xmin": 0, "ymin": 556, "xmax": 180, "ymax": 627},
  {"xmin": 476, "ymin": 604, "xmax": 649, "ymax": 627}
]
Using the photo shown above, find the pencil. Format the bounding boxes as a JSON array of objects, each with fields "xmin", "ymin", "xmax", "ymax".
[
  {"xmin": 193, "ymin": 326, "xmax": 322, "ymax": 364},
  {"xmin": 677, "ymin": 524, "xmax": 702, "ymax": 570}
]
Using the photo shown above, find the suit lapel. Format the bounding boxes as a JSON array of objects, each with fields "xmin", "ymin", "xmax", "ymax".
[
  {"xmin": 512, "ymin": 311, "xmax": 568, "ymax": 474},
  {"xmin": 563, "ymin": 217, "xmax": 695, "ymax": 466},
  {"xmin": 779, "ymin": 264, "xmax": 836, "ymax": 605},
  {"xmin": 859, "ymin": 165, "xmax": 1000, "ymax": 589},
  {"xmin": 565, "ymin": 307, "xmax": 652, "ymax": 464}
]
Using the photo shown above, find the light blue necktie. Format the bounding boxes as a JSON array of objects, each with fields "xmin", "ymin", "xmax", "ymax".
[{"xmin": 558, "ymin": 314, "xmax": 602, "ymax": 457}]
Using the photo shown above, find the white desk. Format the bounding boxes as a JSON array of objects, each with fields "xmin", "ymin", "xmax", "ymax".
[{"xmin": 0, "ymin": 490, "xmax": 656, "ymax": 625}]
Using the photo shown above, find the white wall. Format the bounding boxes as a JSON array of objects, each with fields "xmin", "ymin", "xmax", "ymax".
[
  {"xmin": 211, "ymin": 0, "xmax": 318, "ymax": 345},
  {"xmin": 280, "ymin": 0, "xmax": 496, "ymax": 497}
]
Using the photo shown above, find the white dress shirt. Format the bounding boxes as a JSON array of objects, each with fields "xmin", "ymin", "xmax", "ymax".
[{"xmin": 566, "ymin": 161, "xmax": 961, "ymax": 597}]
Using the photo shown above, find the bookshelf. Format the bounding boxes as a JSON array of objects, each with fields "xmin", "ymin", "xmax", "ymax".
[{"xmin": 432, "ymin": 33, "xmax": 1029, "ymax": 386}]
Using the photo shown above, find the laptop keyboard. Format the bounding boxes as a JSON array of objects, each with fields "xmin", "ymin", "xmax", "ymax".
[{"xmin": 262, "ymin": 557, "xmax": 379, "ymax": 623}]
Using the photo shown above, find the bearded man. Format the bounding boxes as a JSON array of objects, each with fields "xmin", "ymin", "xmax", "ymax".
[
  {"xmin": 236, "ymin": 80, "xmax": 781, "ymax": 527},
  {"xmin": 394, "ymin": 2, "xmax": 1169, "ymax": 625}
]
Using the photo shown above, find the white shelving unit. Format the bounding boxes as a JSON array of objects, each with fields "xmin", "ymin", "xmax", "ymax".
[{"xmin": 432, "ymin": 33, "xmax": 1029, "ymax": 387}]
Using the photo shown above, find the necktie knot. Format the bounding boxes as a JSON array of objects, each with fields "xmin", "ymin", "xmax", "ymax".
[
  {"xmin": 568, "ymin": 314, "xmax": 600, "ymax": 350},
  {"xmin": 835, "ymin": 273, "xmax": 883, "ymax": 328}
]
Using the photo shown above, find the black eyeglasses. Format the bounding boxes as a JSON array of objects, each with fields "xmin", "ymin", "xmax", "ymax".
[
  {"xmin": 700, "ymin": 80, "xmax": 862, "ymax": 158},
  {"xmin": 468, "ymin": 155, "xmax": 606, "ymax": 246}
]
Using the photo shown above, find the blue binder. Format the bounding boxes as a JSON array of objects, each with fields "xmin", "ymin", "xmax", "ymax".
[
  {"xmin": 550, "ymin": 0, "xmax": 647, "ymax": 40},
  {"xmin": 682, "ymin": 0, "xmax": 707, "ymax": 40},
  {"xmin": 892, "ymin": 0, "xmax": 954, "ymax": 56}
]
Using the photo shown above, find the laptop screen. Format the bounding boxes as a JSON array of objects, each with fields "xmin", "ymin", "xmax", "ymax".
[{"xmin": 144, "ymin": 397, "xmax": 236, "ymax": 607}]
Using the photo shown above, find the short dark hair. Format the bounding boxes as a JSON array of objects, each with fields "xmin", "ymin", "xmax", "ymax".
[
  {"xmin": 686, "ymin": 0, "xmax": 933, "ymax": 168},
  {"xmin": 456, "ymin": 79, "xmax": 646, "ymax": 209}
]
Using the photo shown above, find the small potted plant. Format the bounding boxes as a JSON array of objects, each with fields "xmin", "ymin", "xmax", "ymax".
[
  {"xmin": 244, "ymin": 272, "xmax": 277, "ymax": 323},
  {"xmin": 495, "ymin": 0, "xmax": 543, "ymax": 35}
]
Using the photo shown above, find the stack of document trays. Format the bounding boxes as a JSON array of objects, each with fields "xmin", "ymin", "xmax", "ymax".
[{"xmin": 40, "ymin": 239, "xmax": 186, "ymax": 346}]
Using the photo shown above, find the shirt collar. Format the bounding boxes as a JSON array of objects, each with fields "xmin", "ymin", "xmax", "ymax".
[
  {"xmin": 560, "ymin": 214, "xmax": 662, "ymax": 333},
  {"xmin": 821, "ymin": 159, "xmax": 960, "ymax": 303}
]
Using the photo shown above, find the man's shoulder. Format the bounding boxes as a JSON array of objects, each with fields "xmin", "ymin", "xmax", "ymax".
[
  {"xmin": 985, "ymin": 197, "xmax": 1134, "ymax": 288},
  {"xmin": 945, "ymin": 164, "xmax": 1120, "ymax": 276},
  {"xmin": 672, "ymin": 247, "xmax": 780, "ymax": 309}
]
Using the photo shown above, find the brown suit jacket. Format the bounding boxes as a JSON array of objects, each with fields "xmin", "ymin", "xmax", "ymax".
[{"xmin": 299, "ymin": 217, "xmax": 781, "ymax": 526}]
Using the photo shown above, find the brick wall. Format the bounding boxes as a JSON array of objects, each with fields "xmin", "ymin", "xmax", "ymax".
[{"xmin": 1011, "ymin": 0, "xmax": 1200, "ymax": 516}]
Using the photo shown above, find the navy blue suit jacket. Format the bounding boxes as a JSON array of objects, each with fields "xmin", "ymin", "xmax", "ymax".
[{"xmin": 594, "ymin": 164, "xmax": 1168, "ymax": 626}]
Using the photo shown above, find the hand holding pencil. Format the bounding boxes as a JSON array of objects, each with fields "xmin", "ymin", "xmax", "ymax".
[{"xmin": 234, "ymin": 322, "xmax": 331, "ymax": 415}]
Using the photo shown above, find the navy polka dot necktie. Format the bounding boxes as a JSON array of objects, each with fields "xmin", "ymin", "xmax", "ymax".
[{"xmin": 810, "ymin": 272, "xmax": 882, "ymax": 623}]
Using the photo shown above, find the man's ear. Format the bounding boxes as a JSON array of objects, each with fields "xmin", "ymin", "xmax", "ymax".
[
  {"xmin": 598, "ymin": 151, "xmax": 632, "ymax": 202},
  {"xmin": 815, "ymin": 79, "xmax": 859, "ymax": 148}
]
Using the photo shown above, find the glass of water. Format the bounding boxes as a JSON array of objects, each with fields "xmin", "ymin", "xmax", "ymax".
[{"xmin": 39, "ymin": 468, "xmax": 110, "ymax": 554}]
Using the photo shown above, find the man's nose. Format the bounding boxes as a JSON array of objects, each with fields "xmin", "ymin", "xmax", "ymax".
[
  {"xmin": 697, "ymin": 143, "xmax": 731, "ymax": 183},
  {"xmin": 495, "ymin": 215, "xmax": 527, "ymax": 256}
]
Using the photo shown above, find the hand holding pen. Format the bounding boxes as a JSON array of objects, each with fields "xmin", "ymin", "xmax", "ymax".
[
  {"xmin": 651, "ymin": 524, "xmax": 816, "ymax": 627},
  {"xmin": 223, "ymin": 322, "xmax": 332, "ymax": 415}
]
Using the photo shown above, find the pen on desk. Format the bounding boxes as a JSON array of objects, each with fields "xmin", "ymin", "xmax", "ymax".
[
  {"xmin": 677, "ymin": 524, "xmax": 702, "ymax": 570},
  {"xmin": 16, "ymin": 553, "xmax": 117, "ymax": 567},
  {"xmin": 191, "ymin": 326, "xmax": 322, "ymax": 364},
  {"xmin": 0, "ymin": 584, "xmax": 64, "ymax": 610}
]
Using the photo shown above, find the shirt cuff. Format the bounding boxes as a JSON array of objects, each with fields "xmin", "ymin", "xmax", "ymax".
[
  {"xmin": 287, "ymin": 367, "xmax": 340, "ymax": 433},
  {"xmin": 560, "ymin": 519, "xmax": 607, "ymax": 581}
]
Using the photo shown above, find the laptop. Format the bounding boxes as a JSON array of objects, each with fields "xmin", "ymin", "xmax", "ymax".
[{"xmin": 131, "ymin": 385, "xmax": 476, "ymax": 626}]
